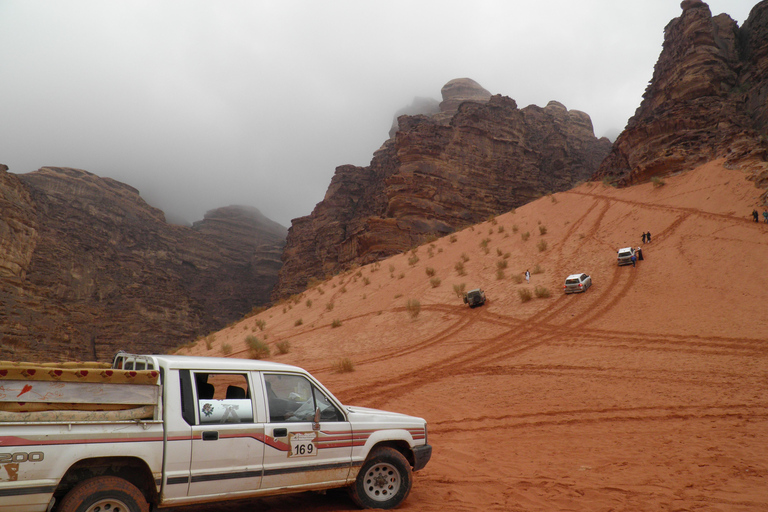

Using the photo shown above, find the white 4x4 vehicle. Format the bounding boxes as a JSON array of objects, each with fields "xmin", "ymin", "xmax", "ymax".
[
  {"xmin": 617, "ymin": 247, "xmax": 636, "ymax": 266},
  {"xmin": 0, "ymin": 353, "xmax": 431, "ymax": 511}
]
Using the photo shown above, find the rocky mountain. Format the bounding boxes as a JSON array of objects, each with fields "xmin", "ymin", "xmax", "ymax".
[
  {"xmin": 596, "ymin": 0, "xmax": 768, "ymax": 196},
  {"xmin": 274, "ymin": 78, "xmax": 612, "ymax": 299},
  {"xmin": 0, "ymin": 166, "xmax": 285, "ymax": 361}
]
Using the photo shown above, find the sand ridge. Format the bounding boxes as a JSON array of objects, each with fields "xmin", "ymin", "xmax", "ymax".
[{"xmin": 175, "ymin": 159, "xmax": 768, "ymax": 511}]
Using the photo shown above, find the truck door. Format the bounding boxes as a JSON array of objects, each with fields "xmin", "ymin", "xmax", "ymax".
[
  {"xmin": 187, "ymin": 371, "xmax": 266, "ymax": 498},
  {"xmin": 260, "ymin": 372, "xmax": 353, "ymax": 490}
]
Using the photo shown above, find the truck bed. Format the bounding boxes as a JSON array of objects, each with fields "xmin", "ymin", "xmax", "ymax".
[{"xmin": 0, "ymin": 360, "xmax": 160, "ymax": 422}]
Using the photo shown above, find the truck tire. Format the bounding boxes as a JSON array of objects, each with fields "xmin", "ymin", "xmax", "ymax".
[
  {"xmin": 349, "ymin": 447, "xmax": 412, "ymax": 509},
  {"xmin": 57, "ymin": 476, "xmax": 149, "ymax": 512}
]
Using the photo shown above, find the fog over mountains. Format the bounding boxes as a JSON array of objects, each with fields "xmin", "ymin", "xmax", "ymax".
[{"xmin": 0, "ymin": 0, "xmax": 756, "ymax": 226}]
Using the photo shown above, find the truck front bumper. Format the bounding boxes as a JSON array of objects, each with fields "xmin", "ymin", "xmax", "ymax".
[{"xmin": 412, "ymin": 444, "xmax": 432, "ymax": 472}]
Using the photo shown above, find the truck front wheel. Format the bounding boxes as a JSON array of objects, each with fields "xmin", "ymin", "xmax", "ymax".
[
  {"xmin": 349, "ymin": 447, "xmax": 412, "ymax": 509},
  {"xmin": 57, "ymin": 476, "xmax": 149, "ymax": 512}
]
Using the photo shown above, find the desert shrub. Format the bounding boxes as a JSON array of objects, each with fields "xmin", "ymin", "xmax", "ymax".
[
  {"xmin": 539, "ymin": 225, "xmax": 547, "ymax": 235},
  {"xmin": 205, "ymin": 334, "xmax": 215, "ymax": 350},
  {"xmin": 221, "ymin": 343, "xmax": 232, "ymax": 355},
  {"xmin": 534, "ymin": 286, "xmax": 551, "ymax": 298},
  {"xmin": 652, "ymin": 176, "xmax": 666, "ymax": 187},
  {"xmin": 326, "ymin": 302, "xmax": 334, "ymax": 311},
  {"xmin": 537, "ymin": 240, "xmax": 548, "ymax": 252},
  {"xmin": 518, "ymin": 288, "xmax": 533, "ymax": 302},
  {"xmin": 276, "ymin": 341, "xmax": 291, "ymax": 354},
  {"xmin": 398, "ymin": 272, "xmax": 405, "ymax": 279},
  {"xmin": 394, "ymin": 293, "xmax": 403, "ymax": 298},
  {"xmin": 406, "ymin": 299, "xmax": 421, "ymax": 319},
  {"xmin": 453, "ymin": 283, "xmax": 466, "ymax": 298},
  {"xmin": 389, "ymin": 264, "xmax": 396, "ymax": 273},
  {"xmin": 512, "ymin": 224, "xmax": 519, "ymax": 233},
  {"xmin": 306, "ymin": 299, "xmax": 313, "ymax": 308},
  {"xmin": 294, "ymin": 318, "xmax": 303, "ymax": 326},
  {"xmin": 512, "ymin": 273, "xmax": 524, "ymax": 284},
  {"xmin": 496, "ymin": 260, "xmax": 508, "ymax": 270},
  {"xmin": 496, "ymin": 248, "xmax": 503, "ymax": 257},
  {"xmin": 496, "ymin": 269, "xmax": 505, "ymax": 280},
  {"xmin": 498, "ymin": 225, "xmax": 505, "ymax": 233},
  {"xmin": 334, "ymin": 358, "xmax": 355, "ymax": 373},
  {"xmin": 503, "ymin": 252, "xmax": 511, "ymax": 259},
  {"xmin": 340, "ymin": 286, "xmax": 347, "ymax": 293},
  {"xmin": 449, "ymin": 234, "xmax": 458, "ymax": 243},
  {"xmin": 521, "ymin": 231, "xmax": 530, "ymax": 241},
  {"xmin": 317, "ymin": 287, "xmax": 325, "ymax": 295},
  {"xmin": 480, "ymin": 238, "xmax": 491, "ymax": 248},
  {"xmin": 461, "ymin": 252, "xmax": 470, "ymax": 262},
  {"xmin": 488, "ymin": 215, "xmax": 498, "ymax": 225},
  {"xmin": 408, "ymin": 254, "xmax": 420, "ymax": 266},
  {"xmin": 425, "ymin": 267, "xmax": 436, "ymax": 277},
  {"xmin": 430, "ymin": 277, "xmax": 441, "ymax": 288},
  {"xmin": 246, "ymin": 336, "xmax": 270, "ymax": 359},
  {"xmin": 363, "ymin": 277, "xmax": 370, "ymax": 285},
  {"xmin": 254, "ymin": 319, "xmax": 265, "ymax": 331},
  {"xmin": 454, "ymin": 261, "xmax": 466, "ymax": 276},
  {"xmin": 331, "ymin": 319, "xmax": 342, "ymax": 328},
  {"xmin": 533, "ymin": 264, "xmax": 544, "ymax": 274}
]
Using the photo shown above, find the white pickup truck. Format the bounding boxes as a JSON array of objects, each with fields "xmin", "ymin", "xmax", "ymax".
[{"xmin": 0, "ymin": 352, "xmax": 431, "ymax": 511}]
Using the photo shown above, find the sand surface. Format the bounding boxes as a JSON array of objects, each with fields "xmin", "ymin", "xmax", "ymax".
[{"xmin": 174, "ymin": 160, "xmax": 768, "ymax": 511}]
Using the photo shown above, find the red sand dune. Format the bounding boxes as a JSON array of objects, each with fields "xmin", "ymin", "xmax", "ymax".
[{"xmin": 175, "ymin": 160, "xmax": 768, "ymax": 511}]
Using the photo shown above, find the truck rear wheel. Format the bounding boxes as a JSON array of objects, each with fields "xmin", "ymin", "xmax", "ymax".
[
  {"xmin": 57, "ymin": 476, "xmax": 149, "ymax": 512},
  {"xmin": 349, "ymin": 447, "xmax": 412, "ymax": 509}
]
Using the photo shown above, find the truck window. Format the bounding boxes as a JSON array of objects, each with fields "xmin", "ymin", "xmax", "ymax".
[
  {"xmin": 264, "ymin": 373, "xmax": 343, "ymax": 423},
  {"xmin": 194, "ymin": 372, "xmax": 254, "ymax": 424}
]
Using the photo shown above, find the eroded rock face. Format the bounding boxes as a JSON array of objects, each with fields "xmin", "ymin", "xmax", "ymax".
[
  {"xmin": 0, "ymin": 166, "xmax": 285, "ymax": 361},
  {"xmin": 596, "ymin": 0, "xmax": 768, "ymax": 190},
  {"xmin": 274, "ymin": 84, "xmax": 611, "ymax": 299}
]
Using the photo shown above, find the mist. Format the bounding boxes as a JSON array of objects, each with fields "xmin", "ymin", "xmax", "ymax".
[{"xmin": 0, "ymin": 0, "xmax": 757, "ymax": 226}]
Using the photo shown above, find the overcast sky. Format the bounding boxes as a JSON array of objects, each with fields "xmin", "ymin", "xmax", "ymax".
[{"xmin": 0, "ymin": 1, "xmax": 758, "ymax": 227}]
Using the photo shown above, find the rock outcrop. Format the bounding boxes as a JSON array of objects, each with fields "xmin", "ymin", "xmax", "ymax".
[
  {"xmin": 0, "ymin": 166, "xmax": 285, "ymax": 361},
  {"xmin": 274, "ymin": 80, "xmax": 611, "ymax": 298},
  {"xmin": 596, "ymin": 0, "xmax": 768, "ymax": 192}
]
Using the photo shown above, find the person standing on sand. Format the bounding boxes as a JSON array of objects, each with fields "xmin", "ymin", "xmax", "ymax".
[
  {"xmin": 754, "ymin": 209, "xmax": 760, "ymax": 222},
  {"xmin": 763, "ymin": 210, "xmax": 768, "ymax": 223},
  {"xmin": 631, "ymin": 253, "xmax": 637, "ymax": 267},
  {"xmin": 525, "ymin": 270, "xmax": 530, "ymax": 283},
  {"xmin": 647, "ymin": 231, "xmax": 652, "ymax": 243},
  {"xmin": 642, "ymin": 232, "xmax": 647, "ymax": 243}
]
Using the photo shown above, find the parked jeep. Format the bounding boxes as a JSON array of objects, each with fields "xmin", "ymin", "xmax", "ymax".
[{"xmin": 463, "ymin": 288, "xmax": 486, "ymax": 307}]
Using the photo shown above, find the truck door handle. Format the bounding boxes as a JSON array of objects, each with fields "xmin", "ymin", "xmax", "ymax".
[
  {"xmin": 202, "ymin": 431, "xmax": 219, "ymax": 441},
  {"xmin": 273, "ymin": 428, "xmax": 287, "ymax": 438}
]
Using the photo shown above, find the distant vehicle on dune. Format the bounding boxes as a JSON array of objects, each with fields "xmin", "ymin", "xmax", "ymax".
[
  {"xmin": 463, "ymin": 289, "xmax": 486, "ymax": 307},
  {"xmin": 564, "ymin": 273, "xmax": 592, "ymax": 293}
]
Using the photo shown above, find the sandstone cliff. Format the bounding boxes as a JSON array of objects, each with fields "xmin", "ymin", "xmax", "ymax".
[
  {"xmin": 274, "ymin": 79, "xmax": 611, "ymax": 298},
  {"xmin": 596, "ymin": 0, "xmax": 768, "ymax": 193},
  {"xmin": 0, "ymin": 166, "xmax": 285, "ymax": 361}
]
